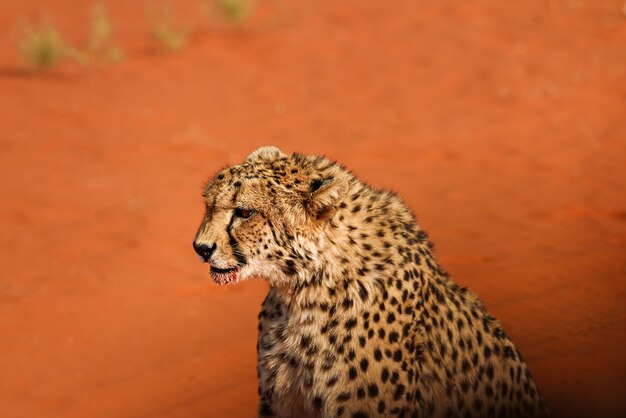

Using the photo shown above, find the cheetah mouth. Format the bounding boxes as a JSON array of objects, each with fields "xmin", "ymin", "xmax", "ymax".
[{"xmin": 209, "ymin": 266, "xmax": 240, "ymax": 285}]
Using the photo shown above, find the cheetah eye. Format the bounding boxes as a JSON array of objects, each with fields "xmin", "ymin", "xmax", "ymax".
[{"xmin": 234, "ymin": 208, "xmax": 255, "ymax": 219}]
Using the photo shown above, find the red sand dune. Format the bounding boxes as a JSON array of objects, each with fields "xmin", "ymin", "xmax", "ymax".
[{"xmin": 0, "ymin": 1, "xmax": 624, "ymax": 417}]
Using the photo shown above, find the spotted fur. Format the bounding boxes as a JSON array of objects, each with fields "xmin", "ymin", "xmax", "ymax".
[{"xmin": 193, "ymin": 146, "xmax": 550, "ymax": 418}]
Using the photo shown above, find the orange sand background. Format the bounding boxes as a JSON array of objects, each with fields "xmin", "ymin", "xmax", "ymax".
[{"xmin": 0, "ymin": 1, "xmax": 625, "ymax": 417}]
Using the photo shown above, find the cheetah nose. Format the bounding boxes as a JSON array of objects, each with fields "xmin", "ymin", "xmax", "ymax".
[{"xmin": 193, "ymin": 242, "xmax": 216, "ymax": 263}]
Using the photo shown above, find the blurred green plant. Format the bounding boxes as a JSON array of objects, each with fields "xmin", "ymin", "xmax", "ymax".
[
  {"xmin": 88, "ymin": 3, "xmax": 111, "ymax": 51},
  {"xmin": 205, "ymin": 0, "xmax": 257, "ymax": 25},
  {"xmin": 88, "ymin": 4, "xmax": 124, "ymax": 62},
  {"xmin": 203, "ymin": 0, "xmax": 293, "ymax": 31},
  {"xmin": 147, "ymin": 1, "xmax": 189, "ymax": 52},
  {"xmin": 17, "ymin": 17, "xmax": 88, "ymax": 70}
]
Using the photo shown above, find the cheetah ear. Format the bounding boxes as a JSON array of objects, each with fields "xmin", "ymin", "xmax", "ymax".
[
  {"xmin": 247, "ymin": 146, "xmax": 286, "ymax": 162},
  {"xmin": 304, "ymin": 175, "xmax": 349, "ymax": 220}
]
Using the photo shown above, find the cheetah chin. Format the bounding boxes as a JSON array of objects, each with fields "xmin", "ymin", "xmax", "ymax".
[{"xmin": 209, "ymin": 265, "xmax": 241, "ymax": 285}]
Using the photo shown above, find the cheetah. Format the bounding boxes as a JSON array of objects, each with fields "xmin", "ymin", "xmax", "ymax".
[{"xmin": 193, "ymin": 146, "xmax": 550, "ymax": 418}]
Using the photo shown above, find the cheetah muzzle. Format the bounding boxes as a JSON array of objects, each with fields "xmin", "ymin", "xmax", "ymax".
[{"xmin": 193, "ymin": 146, "xmax": 550, "ymax": 418}]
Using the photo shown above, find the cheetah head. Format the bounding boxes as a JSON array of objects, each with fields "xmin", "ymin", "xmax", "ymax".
[{"xmin": 193, "ymin": 146, "xmax": 353, "ymax": 288}]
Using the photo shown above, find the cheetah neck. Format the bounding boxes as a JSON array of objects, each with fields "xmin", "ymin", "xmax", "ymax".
[{"xmin": 271, "ymin": 182, "xmax": 451, "ymax": 315}]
